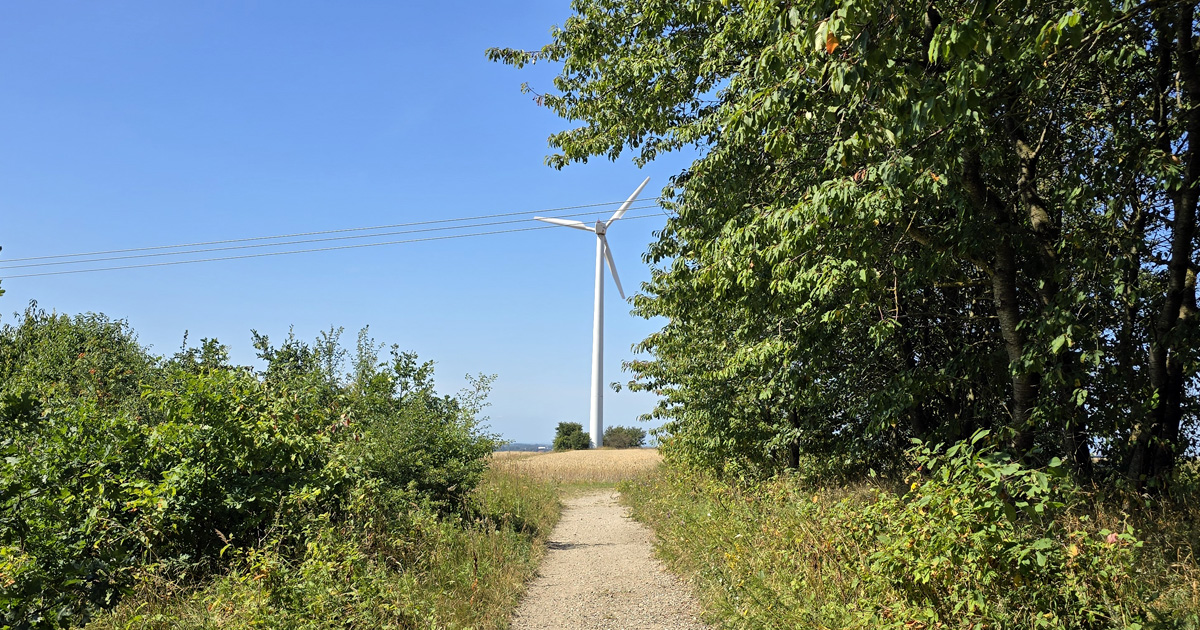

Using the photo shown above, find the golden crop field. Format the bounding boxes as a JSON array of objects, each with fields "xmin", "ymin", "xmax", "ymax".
[{"xmin": 489, "ymin": 448, "xmax": 662, "ymax": 484}]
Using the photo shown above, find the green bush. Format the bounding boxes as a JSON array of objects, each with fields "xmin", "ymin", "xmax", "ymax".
[
  {"xmin": 602, "ymin": 425, "xmax": 646, "ymax": 449},
  {"xmin": 341, "ymin": 350, "xmax": 496, "ymax": 510},
  {"xmin": 553, "ymin": 422, "xmax": 589, "ymax": 451},
  {"xmin": 0, "ymin": 398, "xmax": 149, "ymax": 628},
  {"xmin": 621, "ymin": 436, "xmax": 1192, "ymax": 629},
  {"xmin": 0, "ymin": 304, "xmax": 154, "ymax": 409},
  {"xmin": 86, "ymin": 466, "xmax": 561, "ymax": 630},
  {"xmin": 867, "ymin": 431, "xmax": 1145, "ymax": 627},
  {"xmin": 0, "ymin": 309, "xmax": 499, "ymax": 628}
]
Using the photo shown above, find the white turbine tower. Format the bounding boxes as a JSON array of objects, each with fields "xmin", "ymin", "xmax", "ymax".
[{"xmin": 536, "ymin": 177, "xmax": 650, "ymax": 448}]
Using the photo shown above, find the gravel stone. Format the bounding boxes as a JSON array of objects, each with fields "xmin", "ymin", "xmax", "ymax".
[{"xmin": 510, "ymin": 490, "xmax": 711, "ymax": 630}]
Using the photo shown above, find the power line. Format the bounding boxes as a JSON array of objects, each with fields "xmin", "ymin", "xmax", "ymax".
[
  {"xmin": 2, "ymin": 213, "xmax": 663, "ymax": 279},
  {"xmin": 2, "ymin": 197, "xmax": 662, "ymax": 263},
  {"xmin": 0, "ymin": 203, "xmax": 662, "ymax": 271}
]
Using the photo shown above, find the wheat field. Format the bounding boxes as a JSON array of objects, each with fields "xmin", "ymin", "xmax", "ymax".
[{"xmin": 489, "ymin": 448, "xmax": 662, "ymax": 484}]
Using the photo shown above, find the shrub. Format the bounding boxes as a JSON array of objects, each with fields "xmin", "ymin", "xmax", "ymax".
[
  {"xmin": 553, "ymin": 422, "xmax": 590, "ymax": 451},
  {"xmin": 867, "ymin": 431, "xmax": 1146, "ymax": 627},
  {"xmin": 86, "ymin": 466, "xmax": 561, "ymax": 630},
  {"xmin": 0, "ymin": 312, "xmax": 499, "ymax": 628},
  {"xmin": 0, "ymin": 304, "xmax": 154, "ymax": 411},
  {"xmin": 0, "ymin": 398, "xmax": 150, "ymax": 629},
  {"xmin": 602, "ymin": 425, "xmax": 646, "ymax": 449},
  {"xmin": 620, "ymin": 434, "xmax": 1185, "ymax": 629},
  {"xmin": 341, "ymin": 350, "xmax": 498, "ymax": 510}
]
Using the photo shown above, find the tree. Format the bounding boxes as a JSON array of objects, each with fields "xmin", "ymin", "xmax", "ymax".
[
  {"xmin": 603, "ymin": 425, "xmax": 646, "ymax": 449},
  {"xmin": 491, "ymin": 0, "xmax": 1199, "ymax": 486},
  {"xmin": 553, "ymin": 422, "xmax": 591, "ymax": 450}
]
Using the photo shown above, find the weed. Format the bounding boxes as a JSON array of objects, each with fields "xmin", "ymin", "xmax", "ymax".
[{"xmin": 621, "ymin": 444, "xmax": 1200, "ymax": 629}]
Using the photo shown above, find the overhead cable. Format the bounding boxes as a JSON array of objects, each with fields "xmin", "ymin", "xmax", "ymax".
[
  {"xmin": 2, "ymin": 213, "xmax": 663, "ymax": 279},
  {"xmin": 0, "ymin": 203, "xmax": 662, "ymax": 271},
  {"xmin": 3, "ymin": 197, "xmax": 662, "ymax": 263}
]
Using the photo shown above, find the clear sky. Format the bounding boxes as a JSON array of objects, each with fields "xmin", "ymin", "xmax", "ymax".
[{"xmin": 0, "ymin": 2, "xmax": 694, "ymax": 444}]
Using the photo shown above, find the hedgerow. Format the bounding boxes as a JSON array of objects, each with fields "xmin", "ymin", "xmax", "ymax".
[{"xmin": 0, "ymin": 305, "xmax": 513, "ymax": 628}]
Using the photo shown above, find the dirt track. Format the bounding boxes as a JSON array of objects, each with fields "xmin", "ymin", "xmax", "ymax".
[{"xmin": 509, "ymin": 490, "xmax": 710, "ymax": 630}]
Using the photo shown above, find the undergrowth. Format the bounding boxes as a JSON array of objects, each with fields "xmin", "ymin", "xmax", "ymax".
[
  {"xmin": 621, "ymin": 433, "xmax": 1200, "ymax": 629},
  {"xmin": 85, "ymin": 466, "xmax": 559, "ymax": 630},
  {"xmin": 0, "ymin": 307, "xmax": 560, "ymax": 628}
]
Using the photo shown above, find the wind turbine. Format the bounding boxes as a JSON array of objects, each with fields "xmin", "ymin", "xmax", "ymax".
[{"xmin": 536, "ymin": 177, "xmax": 650, "ymax": 448}]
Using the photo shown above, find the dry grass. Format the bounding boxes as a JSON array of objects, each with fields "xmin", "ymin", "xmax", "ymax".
[
  {"xmin": 490, "ymin": 448, "xmax": 663, "ymax": 485},
  {"xmin": 621, "ymin": 466, "xmax": 1200, "ymax": 628},
  {"xmin": 490, "ymin": 450, "xmax": 543, "ymax": 461}
]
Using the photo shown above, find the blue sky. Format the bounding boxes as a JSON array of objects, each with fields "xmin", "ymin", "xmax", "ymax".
[{"xmin": 0, "ymin": 2, "xmax": 694, "ymax": 444}]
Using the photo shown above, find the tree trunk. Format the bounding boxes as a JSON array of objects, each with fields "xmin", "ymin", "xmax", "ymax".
[
  {"xmin": 786, "ymin": 407, "xmax": 801, "ymax": 469},
  {"xmin": 897, "ymin": 286, "xmax": 932, "ymax": 440},
  {"xmin": 1009, "ymin": 114, "xmax": 1096, "ymax": 474},
  {"xmin": 991, "ymin": 225, "xmax": 1040, "ymax": 455},
  {"xmin": 961, "ymin": 151, "xmax": 1040, "ymax": 454},
  {"xmin": 1130, "ymin": 9, "xmax": 1200, "ymax": 484}
]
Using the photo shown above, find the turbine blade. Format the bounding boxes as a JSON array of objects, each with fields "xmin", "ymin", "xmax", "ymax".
[
  {"xmin": 535, "ymin": 216, "xmax": 594, "ymax": 232},
  {"xmin": 607, "ymin": 176, "xmax": 651, "ymax": 227},
  {"xmin": 600, "ymin": 235, "xmax": 626, "ymax": 300}
]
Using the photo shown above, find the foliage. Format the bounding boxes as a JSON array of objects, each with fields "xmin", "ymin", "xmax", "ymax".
[
  {"xmin": 489, "ymin": 0, "xmax": 1200, "ymax": 486},
  {"xmin": 552, "ymin": 422, "xmax": 590, "ymax": 451},
  {"xmin": 869, "ymin": 431, "xmax": 1146, "ymax": 626},
  {"xmin": 620, "ymin": 437, "xmax": 1196, "ymax": 629},
  {"xmin": 0, "ymin": 305, "xmax": 500, "ymax": 628},
  {"xmin": 85, "ymin": 466, "xmax": 560, "ymax": 630},
  {"xmin": 0, "ymin": 302, "xmax": 154, "ymax": 409},
  {"xmin": 602, "ymin": 425, "xmax": 646, "ymax": 449}
]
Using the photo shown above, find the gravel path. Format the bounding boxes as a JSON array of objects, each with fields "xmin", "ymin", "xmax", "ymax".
[{"xmin": 509, "ymin": 490, "xmax": 711, "ymax": 630}]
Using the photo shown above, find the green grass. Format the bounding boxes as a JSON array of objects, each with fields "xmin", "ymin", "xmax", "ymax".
[
  {"xmin": 620, "ymin": 466, "xmax": 1200, "ymax": 629},
  {"xmin": 85, "ymin": 466, "xmax": 560, "ymax": 630}
]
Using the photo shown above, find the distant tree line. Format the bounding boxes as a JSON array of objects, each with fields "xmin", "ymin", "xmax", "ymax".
[
  {"xmin": 604, "ymin": 425, "xmax": 646, "ymax": 449},
  {"xmin": 554, "ymin": 422, "xmax": 590, "ymax": 450},
  {"xmin": 553, "ymin": 422, "xmax": 646, "ymax": 450}
]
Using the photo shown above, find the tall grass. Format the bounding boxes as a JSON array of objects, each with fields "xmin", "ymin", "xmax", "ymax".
[
  {"xmin": 621, "ymin": 463, "xmax": 1200, "ymax": 629},
  {"xmin": 85, "ymin": 466, "xmax": 560, "ymax": 630}
]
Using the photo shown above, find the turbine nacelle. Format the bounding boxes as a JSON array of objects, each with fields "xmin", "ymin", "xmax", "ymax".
[{"xmin": 533, "ymin": 176, "xmax": 649, "ymax": 302}]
